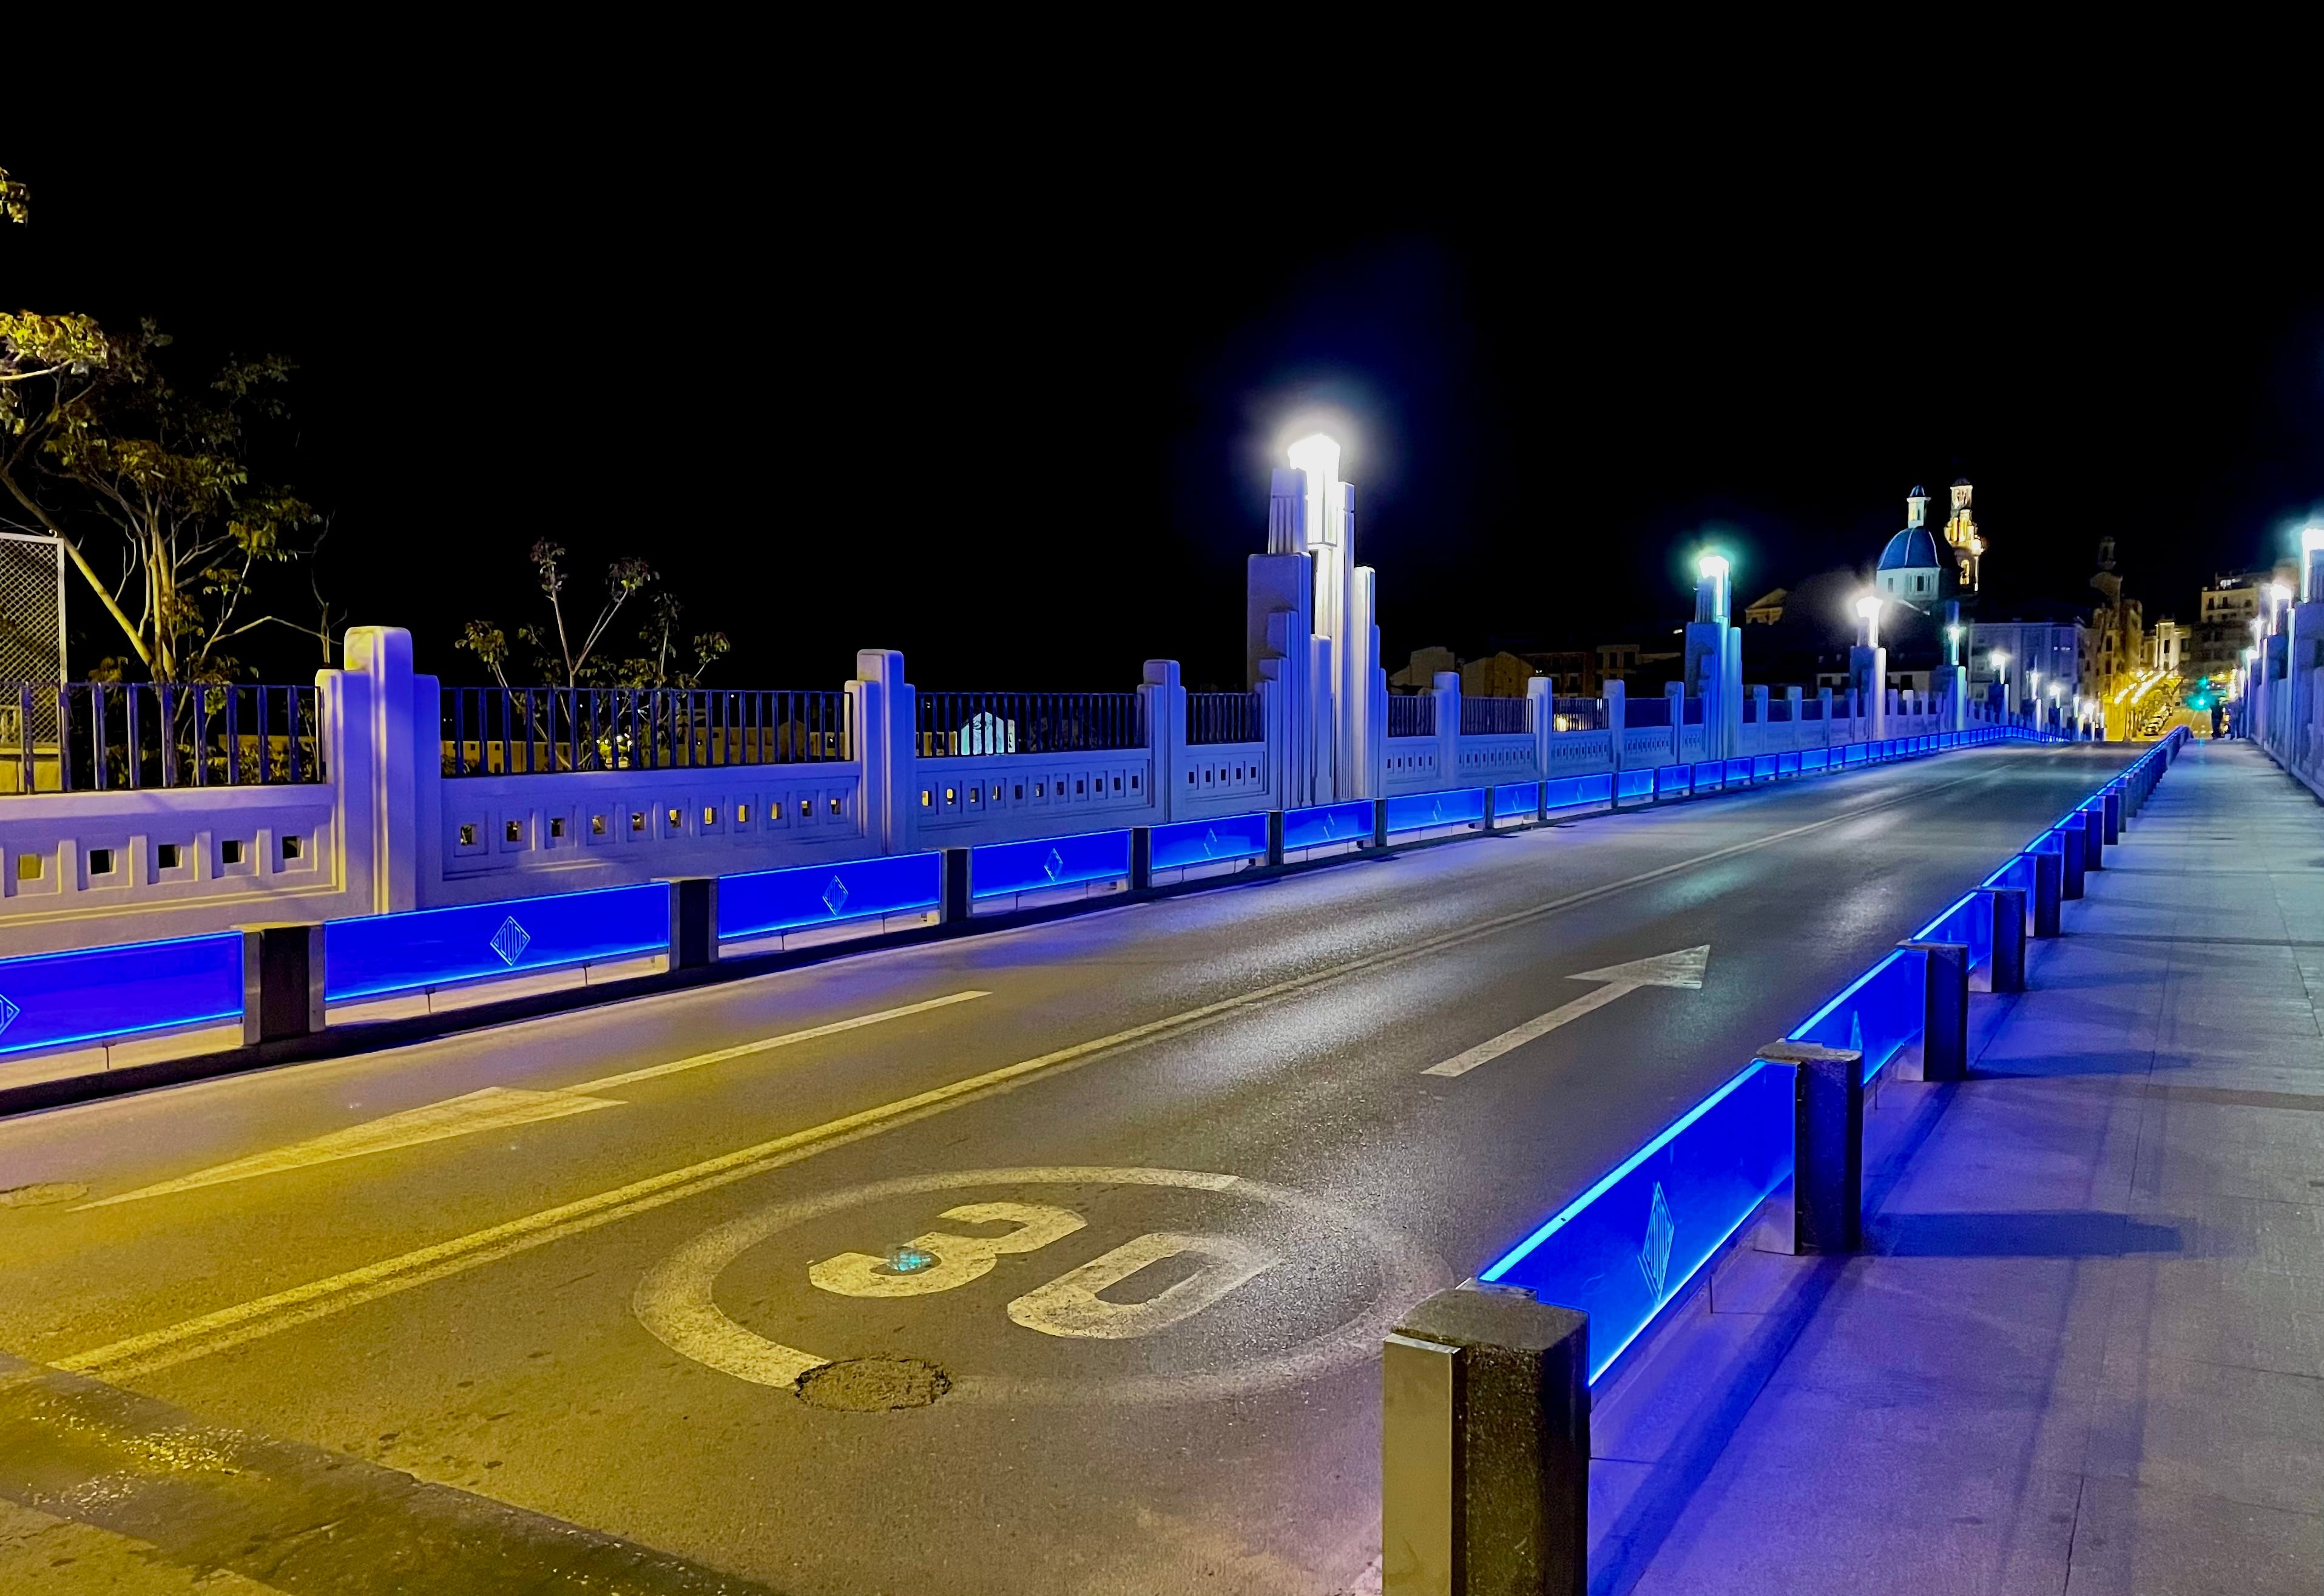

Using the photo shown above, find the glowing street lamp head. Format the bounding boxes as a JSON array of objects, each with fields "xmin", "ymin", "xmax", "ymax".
[
  {"xmin": 2268, "ymin": 581, "xmax": 2292, "ymax": 606},
  {"xmin": 1285, "ymin": 433, "xmax": 1342, "ymax": 482},
  {"xmin": 2049, "ymin": 682, "xmax": 2062, "ymax": 700},
  {"xmin": 1945, "ymin": 624, "xmax": 1964, "ymax": 643},
  {"xmin": 1854, "ymin": 595, "xmax": 1882, "ymax": 621},
  {"xmin": 1697, "ymin": 551, "xmax": 1731, "ymax": 582}
]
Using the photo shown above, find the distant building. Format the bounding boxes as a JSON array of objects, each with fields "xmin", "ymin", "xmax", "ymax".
[
  {"xmin": 1970, "ymin": 617, "xmax": 2089, "ymax": 706},
  {"xmin": 1875, "ymin": 487, "xmax": 1953, "ymax": 605},
  {"xmin": 1942, "ymin": 478, "xmax": 1984, "ymax": 593},
  {"xmin": 1461, "ymin": 651, "xmax": 1539, "ymax": 698},
  {"xmin": 2149, "ymin": 619, "xmax": 2187, "ymax": 677},
  {"xmin": 2188, "ymin": 570, "xmax": 2275, "ymax": 687},
  {"xmin": 1389, "ymin": 645, "xmax": 1458, "ymax": 692},
  {"xmin": 1521, "ymin": 649, "xmax": 1595, "ymax": 694},
  {"xmin": 1743, "ymin": 588, "xmax": 1788, "ymax": 625}
]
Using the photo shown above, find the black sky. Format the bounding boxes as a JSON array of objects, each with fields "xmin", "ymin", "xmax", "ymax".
[{"xmin": 7, "ymin": 113, "xmax": 2319, "ymax": 691}]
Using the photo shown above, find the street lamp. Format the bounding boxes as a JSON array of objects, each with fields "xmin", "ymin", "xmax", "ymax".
[
  {"xmin": 2303, "ymin": 526, "xmax": 2324, "ymax": 601},
  {"xmin": 1854, "ymin": 593, "xmax": 1882, "ymax": 649}
]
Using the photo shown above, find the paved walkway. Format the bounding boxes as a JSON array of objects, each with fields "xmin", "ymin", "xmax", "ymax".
[{"xmin": 1594, "ymin": 739, "xmax": 2324, "ymax": 1595}]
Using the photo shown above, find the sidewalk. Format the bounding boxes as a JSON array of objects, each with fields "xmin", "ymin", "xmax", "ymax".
[{"xmin": 1593, "ymin": 740, "xmax": 2324, "ymax": 1595}]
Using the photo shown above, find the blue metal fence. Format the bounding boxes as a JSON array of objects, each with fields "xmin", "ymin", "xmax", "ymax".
[
  {"xmin": 719, "ymin": 853, "xmax": 942, "ymax": 942},
  {"xmin": 0, "ymin": 933, "xmax": 243, "ymax": 1060},
  {"xmin": 1152, "ymin": 812, "xmax": 1270, "ymax": 871}
]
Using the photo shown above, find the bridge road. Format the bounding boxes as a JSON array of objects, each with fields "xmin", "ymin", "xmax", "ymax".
[{"xmin": 0, "ymin": 744, "xmax": 2138, "ymax": 1596}]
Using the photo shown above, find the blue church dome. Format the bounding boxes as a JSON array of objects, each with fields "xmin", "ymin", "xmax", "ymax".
[{"xmin": 1878, "ymin": 527, "xmax": 1944, "ymax": 571}]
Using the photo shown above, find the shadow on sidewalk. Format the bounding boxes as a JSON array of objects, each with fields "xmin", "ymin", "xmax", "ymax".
[{"xmin": 1870, "ymin": 1209, "xmax": 2184, "ymax": 1258}]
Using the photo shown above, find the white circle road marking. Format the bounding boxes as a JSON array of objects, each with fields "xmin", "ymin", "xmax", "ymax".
[{"xmin": 632, "ymin": 1166, "xmax": 1448, "ymax": 1405}]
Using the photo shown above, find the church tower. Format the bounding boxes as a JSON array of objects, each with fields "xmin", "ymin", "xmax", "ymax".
[{"xmin": 1943, "ymin": 476, "xmax": 1983, "ymax": 593}]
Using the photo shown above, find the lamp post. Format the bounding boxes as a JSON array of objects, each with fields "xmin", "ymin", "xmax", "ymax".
[
  {"xmin": 1991, "ymin": 649, "xmax": 2010, "ymax": 724},
  {"xmin": 2049, "ymin": 681, "xmax": 2064, "ymax": 738}
]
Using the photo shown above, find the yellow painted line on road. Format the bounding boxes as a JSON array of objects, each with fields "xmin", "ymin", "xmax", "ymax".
[
  {"xmin": 50, "ymin": 776, "xmax": 1979, "ymax": 1382},
  {"xmin": 77, "ymin": 991, "xmax": 991, "ymax": 1211}
]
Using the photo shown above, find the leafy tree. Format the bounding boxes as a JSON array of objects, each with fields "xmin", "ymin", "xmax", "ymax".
[
  {"xmin": 458, "ymin": 543, "xmax": 729, "ymax": 691},
  {"xmin": 1, "ymin": 169, "xmax": 328, "ymax": 682}
]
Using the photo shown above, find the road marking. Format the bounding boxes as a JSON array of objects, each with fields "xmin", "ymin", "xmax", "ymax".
[
  {"xmin": 808, "ymin": 1202, "xmax": 1087, "ymax": 1298},
  {"xmin": 1005, "ymin": 1231, "xmax": 1276, "ymax": 1341},
  {"xmin": 51, "ymin": 779, "xmax": 1967, "ymax": 1381},
  {"xmin": 633, "ymin": 1166, "xmax": 1424, "ymax": 1405},
  {"xmin": 78, "ymin": 990, "xmax": 991, "ymax": 1210},
  {"xmin": 1422, "ymin": 945, "xmax": 1712, "ymax": 1077}
]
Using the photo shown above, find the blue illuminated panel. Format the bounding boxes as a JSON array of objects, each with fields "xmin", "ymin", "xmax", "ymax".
[
  {"xmin": 1655, "ymin": 764, "xmax": 1692, "ymax": 798},
  {"xmin": 1385, "ymin": 787, "xmax": 1487, "ymax": 834},
  {"xmin": 1493, "ymin": 782, "xmax": 1541, "ymax": 821},
  {"xmin": 1481, "ymin": 1060, "xmax": 1793, "ymax": 1382},
  {"xmin": 719, "ymin": 852, "xmax": 941, "ymax": 940},
  {"xmin": 1752, "ymin": 754, "xmax": 1777, "ymax": 782},
  {"xmin": 0, "ymin": 933, "xmax": 243, "ymax": 1060},
  {"xmin": 971, "ymin": 829, "xmax": 1132, "ymax": 898},
  {"xmin": 1283, "ymin": 799, "xmax": 1373, "ymax": 851},
  {"xmin": 1913, "ymin": 891, "xmax": 1995, "ymax": 978},
  {"xmin": 1789, "ymin": 948, "xmax": 1922, "ymax": 1084},
  {"xmin": 1152, "ymin": 812, "xmax": 1269, "ymax": 870},
  {"xmin": 325, "ymin": 883, "xmax": 672, "ymax": 1002},
  {"xmin": 1724, "ymin": 757, "xmax": 1753, "ymax": 786},
  {"xmin": 1800, "ymin": 748, "xmax": 1830, "ymax": 773},
  {"xmin": 1692, "ymin": 761, "xmax": 1724, "ymax": 793},
  {"xmin": 1615, "ymin": 768, "xmax": 1655, "ymax": 802},
  {"xmin": 1545, "ymin": 772, "xmax": 1614, "ymax": 811}
]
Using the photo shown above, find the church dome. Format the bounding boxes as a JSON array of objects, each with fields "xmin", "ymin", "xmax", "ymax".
[
  {"xmin": 1878, "ymin": 527, "xmax": 1944, "ymax": 571},
  {"xmin": 1909, "ymin": 484, "xmax": 1928, "ymax": 498}
]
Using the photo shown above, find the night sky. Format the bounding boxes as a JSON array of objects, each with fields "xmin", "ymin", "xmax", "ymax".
[{"xmin": 7, "ymin": 126, "xmax": 2319, "ymax": 692}]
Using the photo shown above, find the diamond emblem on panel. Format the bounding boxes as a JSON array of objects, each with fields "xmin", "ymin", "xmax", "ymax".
[
  {"xmin": 0, "ymin": 993, "xmax": 18, "ymax": 1039},
  {"xmin": 489, "ymin": 916, "xmax": 532, "ymax": 967},
  {"xmin": 822, "ymin": 875, "xmax": 850, "ymax": 916},
  {"xmin": 1202, "ymin": 827, "xmax": 1221, "ymax": 857},
  {"xmin": 1042, "ymin": 847, "xmax": 1065, "ymax": 882},
  {"xmin": 1638, "ymin": 1182, "xmax": 1675, "ymax": 1302}
]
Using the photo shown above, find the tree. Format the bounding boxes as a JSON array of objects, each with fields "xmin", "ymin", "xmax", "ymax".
[
  {"xmin": 459, "ymin": 543, "xmax": 729, "ymax": 691},
  {"xmin": 2, "ymin": 171, "xmax": 329, "ymax": 682}
]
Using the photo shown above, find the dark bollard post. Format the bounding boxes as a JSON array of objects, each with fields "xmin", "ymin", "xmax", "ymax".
[
  {"xmin": 1898, "ymin": 941, "xmax": 1969, "ymax": 1080},
  {"xmin": 1482, "ymin": 786, "xmax": 1497, "ymax": 832},
  {"xmin": 1981, "ymin": 887, "xmax": 2026, "ymax": 993},
  {"xmin": 1383, "ymin": 1285, "xmax": 1589, "ymax": 1596},
  {"xmin": 941, "ymin": 847, "xmax": 972, "ymax": 923},
  {"xmin": 1266, "ymin": 810, "xmax": 1286, "ymax": 867},
  {"xmin": 238, "ymin": 922, "xmax": 325, "ymax": 1044},
  {"xmin": 665, "ymin": 876, "xmax": 719, "ymax": 970},
  {"xmin": 2082, "ymin": 806, "xmax": 2105, "ymax": 869},
  {"xmin": 2058, "ymin": 825, "xmax": 2086, "ymax": 900},
  {"xmin": 2103, "ymin": 788, "xmax": 2122, "ymax": 844},
  {"xmin": 2033, "ymin": 850, "xmax": 2062, "ymax": 938},
  {"xmin": 1129, "ymin": 827, "xmax": 1153, "ymax": 891},
  {"xmin": 1373, "ymin": 798, "xmax": 1390, "ymax": 851},
  {"xmin": 1754, "ymin": 1041, "xmax": 1865, "ymax": 1254}
]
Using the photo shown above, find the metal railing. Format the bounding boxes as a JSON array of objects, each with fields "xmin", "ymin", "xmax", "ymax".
[
  {"xmin": 1459, "ymin": 695, "xmax": 1531, "ymax": 735},
  {"xmin": 1386, "ymin": 694, "xmax": 1436, "ymax": 739},
  {"xmin": 441, "ymin": 687, "xmax": 848, "ymax": 776},
  {"xmin": 1187, "ymin": 691, "xmax": 1262, "ymax": 745},
  {"xmin": 3, "ymin": 681, "xmax": 325, "ymax": 795},
  {"xmin": 914, "ymin": 691, "xmax": 1142, "ymax": 757},
  {"xmin": 1624, "ymin": 696, "xmax": 1671, "ymax": 728},
  {"xmin": 1550, "ymin": 697, "xmax": 1603, "ymax": 732}
]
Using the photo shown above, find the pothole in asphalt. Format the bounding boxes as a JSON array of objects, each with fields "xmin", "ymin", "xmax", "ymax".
[
  {"xmin": 0, "ymin": 1183, "xmax": 87, "ymax": 1208},
  {"xmin": 795, "ymin": 1356, "xmax": 953, "ymax": 1412}
]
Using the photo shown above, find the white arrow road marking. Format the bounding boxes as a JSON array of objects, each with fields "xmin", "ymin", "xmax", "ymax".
[
  {"xmin": 1422, "ymin": 945, "xmax": 1710, "ymax": 1078},
  {"xmin": 78, "ymin": 990, "xmax": 989, "ymax": 1209}
]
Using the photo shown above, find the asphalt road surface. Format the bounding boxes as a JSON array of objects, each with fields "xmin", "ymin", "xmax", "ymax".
[{"xmin": 0, "ymin": 743, "xmax": 2139, "ymax": 1595}]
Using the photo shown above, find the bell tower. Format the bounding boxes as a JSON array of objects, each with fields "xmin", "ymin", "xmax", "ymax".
[{"xmin": 1943, "ymin": 476, "xmax": 1983, "ymax": 593}]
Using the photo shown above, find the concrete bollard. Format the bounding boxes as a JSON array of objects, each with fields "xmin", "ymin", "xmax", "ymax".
[
  {"xmin": 941, "ymin": 847, "xmax": 972, "ymax": 922},
  {"xmin": 1981, "ymin": 887, "xmax": 2027, "ymax": 992},
  {"xmin": 1129, "ymin": 827, "xmax": 1154, "ymax": 891},
  {"xmin": 2033, "ymin": 851, "xmax": 2062, "ymax": 938},
  {"xmin": 2103, "ymin": 788, "xmax": 2122, "ymax": 844},
  {"xmin": 2059, "ymin": 825, "xmax": 2086, "ymax": 900},
  {"xmin": 1383, "ymin": 1285, "xmax": 1589, "ymax": 1596},
  {"xmin": 1482, "ymin": 786, "xmax": 1498, "ymax": 832},
  {"xmin": 238, "ymin": 922, "xmax": 325, "ymax": 1045},
  {"xmin": 1373, "ymin": 798, "xmax": 1391, "ymax": 851},
  {"xmin": 2082, "ymin": 806, "xmax": 2105, "ymax": 869},
  {"xmin": 1266, "ymin": 810, "xmax": 1286, "ymax": 867},
  {"xmin": 1898, "ymin": 941, "xmax": 1969, "ymax": 1081},
  {"xmin": 666, "ymin": 876, "xmax": 720, "ymax": 970},
  {"xmin": 1755, "ymin": 1041, "xmax": 1865, "ymax": 1253}
]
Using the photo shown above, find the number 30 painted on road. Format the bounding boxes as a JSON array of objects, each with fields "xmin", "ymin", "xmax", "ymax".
[{"xmin": 808, "ymin": 1202, "xmax": 1276, "ymax": 1341}]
